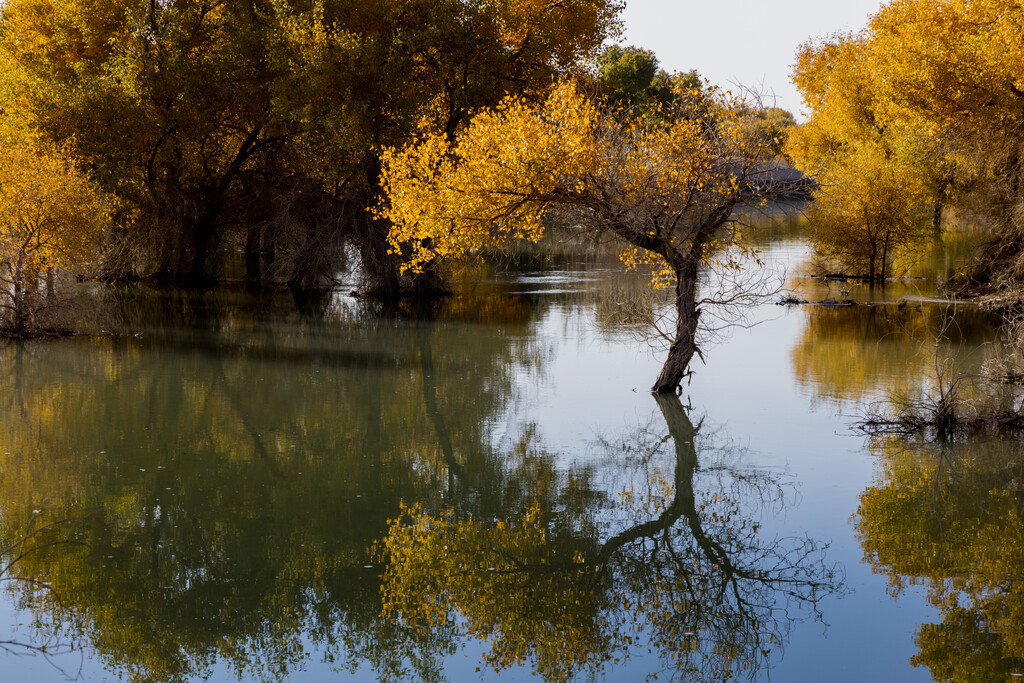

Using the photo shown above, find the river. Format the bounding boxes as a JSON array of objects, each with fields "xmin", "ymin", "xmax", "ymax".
[{"xmin": 0, "ymin": 212, "xmax": 1017, "ymax": 682}]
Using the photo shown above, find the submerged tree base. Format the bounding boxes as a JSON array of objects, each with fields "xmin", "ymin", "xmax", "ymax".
[
  {"xmin": 0, "ymin": 326, "xmax": 81, "ymax": 340},
  {"xmin": 857, "ymin": 411, "xmax": 1024, "ymax": 439},
  {"xmin": 857, "ymin": 380, "xmax": 1024, "ymax": 439}
]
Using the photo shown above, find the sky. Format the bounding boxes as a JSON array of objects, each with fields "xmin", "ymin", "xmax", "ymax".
[{"xmin": 621, "ymin": 0, "xmax": 886, "ymax": 117}]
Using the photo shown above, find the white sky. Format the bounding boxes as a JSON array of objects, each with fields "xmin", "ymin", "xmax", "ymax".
[{"xmin": 620, "ymin": 0, "xmax": 886, "ymax": 117}]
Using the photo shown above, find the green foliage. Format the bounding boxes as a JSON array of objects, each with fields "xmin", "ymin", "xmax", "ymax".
[
  {"xmin": 738, "ymin": 106, "xmax": 795, "ymax": 160},
  {"xmin": 596, "ymin": 44, "xmax": 670, "ymax": 111},
  {"xmin": 594, "ymin": 44, "xmax": 716, "ymax": 127}
]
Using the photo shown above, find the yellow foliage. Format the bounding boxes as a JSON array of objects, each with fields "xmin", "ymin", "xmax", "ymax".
[
  {"xmin": 382, "ymin": 79, "xmax": 776, "ymax": 391},
  {"xmin": 789, "ymin": 31, "xmax": 938, "ymax": 280},
  {"xmin": 381, "ymin": 83, "xmax": 602, "ymax": 273},
  {"xmin": 809, "ymin": 141, "xmax": 930, "ymax": 280},
  {"xmin": 789, "ymin": 1, "xmax": 1024, "ymax": 284},
  {"xmin": 0, "ymin": 129, "xmax": 110, "ymax": 330},
  {"xmin": 381, "ymin": 81, "xmax": 764, "ymax": 282}
]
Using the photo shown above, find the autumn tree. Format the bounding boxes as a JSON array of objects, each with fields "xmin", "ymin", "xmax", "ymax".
[
  {"xmin": 381, "ymin": 82, "xmax": 783, "ymax": 393},
  {"xmin": 788, "ymin": 33, "xmax": 935, "ymax": 282},
  {"xmin": 810, "ymin": 143, "xmax": 931, "ymax": 281},
  {"xmin": 789, "ymin": 2, "xmax": 1024, "ymax": 291},
  {"xmin": 863, "ymin": 0, "xmax": 1024, "ymax": 294},
  {"xmin": 0, "ymin": 132, "xmax": 110, "ymax": 334},
  {"xmin": 0, "ymin": 0, "xmax": 299, "ymax": 285}
]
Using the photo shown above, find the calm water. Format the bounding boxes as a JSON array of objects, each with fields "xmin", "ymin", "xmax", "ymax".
[{"xmin": 0, "ymin": 221, "xmax": 1017, "ymax": 682}]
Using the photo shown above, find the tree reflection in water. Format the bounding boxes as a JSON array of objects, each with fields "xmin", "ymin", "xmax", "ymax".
[
  {"xmin": 857, "ymin": 436, "xmax": 1024, "ymax": 682},
  {"xmin": 0, "ymin": 291, "xmax": 546, "ymax": 683},
  {"xmin": 381, "ymin": 396, "xmax": 844, "ymax": 682},
  {"xmin": 0, "ymin": 287, "xmax": 844, "ymax": 681}
]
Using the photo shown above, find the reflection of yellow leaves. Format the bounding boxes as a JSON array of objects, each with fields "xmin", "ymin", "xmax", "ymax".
[
  {"xmin": 381, "ymin": 503, "xmax": 608, "ymax": 682},
  {"xmin": 791, "ymin": 306, "xmax": 997, "ymax": 406},
  {"xmin": 857, "ymin": 437, "xmax": 1024, "ymax": 680},
  {"xmin": 0, "ymin": 313, "xmax": 536, "ymax": 680}
]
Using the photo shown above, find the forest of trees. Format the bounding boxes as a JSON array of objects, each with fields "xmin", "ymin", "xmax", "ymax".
[
  {"xmin": 789, "ymin": 0, "xmax": 1024, "ymax": 291},
  {"xmin": 0, "ymin": 0, "xmax": 800, "ymax": 392},
  {"xmin": 5, "ymin": 2, "xmax": 1024, "ymax": 678},
  {"xmin": 0, "ymin": 0, "xmax": 621, "ymax": 301},
  {"xmin": 4, "ymin": 0, "xmax": 1024, "ymax": 382}
]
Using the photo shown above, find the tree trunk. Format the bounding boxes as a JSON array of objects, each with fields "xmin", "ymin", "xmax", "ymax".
[
  {"xmin": 151, "ymin": 211, "xmax": 220, "ymax": 287},
  {"xmin": 651, "ymin": 256, "xmax": 702, "ymax": 394},
  {"xmin": 45, "ymin": 267, "xmax": 55, "ymax": 302},
  {"xmin": 358, "ymin": 216, "xmax": 401, "ymax": 299},
  {"xmin": 879, "ymin": 232, "xmax": 890, "ymax": 284},
  {"xmin": 932, "ymin": 199, "xmax": 944, "ymax": 237},
  {"xmin": 185, "ymin": 214, "xmax": 219, "ymax": 287},
  {"xmin": 10, "ymin": 277, "xmax": 26, "ymax": 334},
  {"xmin": 244, "ymin": 225, "xmax": 262, "ymax": 284},
  {"xmin": 598, "ymin": 394, "xmax": 697, "ymax": 562},
  {"xmin": 9, "ymin": 252, "xmax": 28, "ymax": 334},
  {"xmin": 408, "ymin": 258, "xmax": 452, "ymax": 297},
  {"xmin": 357, "ymin": 152, "xmax": 401, "ymax": 299}
]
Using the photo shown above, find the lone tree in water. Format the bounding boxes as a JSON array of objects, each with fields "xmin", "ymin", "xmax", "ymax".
[{"xmin": 381, "ymin": 81, "xmax": 781, "ymax": 393}]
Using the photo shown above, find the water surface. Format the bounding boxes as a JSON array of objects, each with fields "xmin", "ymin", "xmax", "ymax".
[{"xmin": 0, "ymin": 221, "xmax": 1017, "ymax": 682}]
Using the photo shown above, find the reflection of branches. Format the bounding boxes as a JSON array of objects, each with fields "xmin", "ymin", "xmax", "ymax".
[
  {"xmin": 857, "ymin": 304, "xmax": 1024, "ymax": 438},
  {"xmin": 415, "ymin": 329, "xmax": 464, "ymax": 492},
  {"xmin": 0, "ymin": 518, "xmax": 86, "ymax": 677},
  {"xmin": 380, "ymin": 397, "xmax": 844, "ymax": 682},
  {"xmin": 601, "ymin": 395, "xmax": 842, "ymax": 680},
  {"xmin": 210, "ymin": 362, "xmax": 288, "ymax": 479}
]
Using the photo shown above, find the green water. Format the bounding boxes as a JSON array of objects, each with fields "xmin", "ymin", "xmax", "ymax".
[{"xmin": 0, "ymin": 220, "xmax": 1019, "ymax": 682}]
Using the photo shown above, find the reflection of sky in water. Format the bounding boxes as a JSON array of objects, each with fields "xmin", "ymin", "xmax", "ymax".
[{"xmin": 0, "ymin": 228, "xmax": 994, "ymax": 682}]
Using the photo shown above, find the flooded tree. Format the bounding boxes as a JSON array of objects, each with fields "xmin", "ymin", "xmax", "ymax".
[
  {"xmin": 381, "ymin": 82, "xmax": 785, "ymax": 393},
  {"xmin": 0, "ymin": 0, "xmax": 621, "ymax": 292},
  {"xmin": 0, "ymin": 133, "xmax": 110, "ymax": 335},
  {"xmin": 788, "ymin": 34, "xmax": 934, "ymax": 282},
  {"xmin": 788, "ymin": 1, "xmax": 1024, "ymax": 296}
]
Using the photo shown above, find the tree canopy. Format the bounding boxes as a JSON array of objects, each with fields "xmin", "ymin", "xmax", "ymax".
[
  {"xmin": 595, "ymin": 43, "xmax": 680, "ymax": 113},
  {"xmin": 0, "ymin": 0, "xmax": 622, "ymax": 291},
  {"xmin": 0, "ymin": 126, "xmax": 111, "ymax": 333},
  {"xmin": 788, "ymin": 32, "xmax": 934, "ymax": 281}
]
